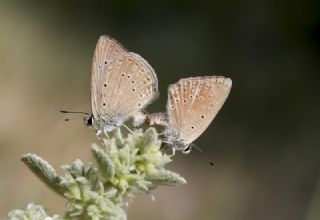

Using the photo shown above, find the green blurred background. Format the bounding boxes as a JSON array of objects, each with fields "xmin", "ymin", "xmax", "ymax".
[{"xmin": 0, "ymin": 0, "xmax": 319, "ymax": 219}]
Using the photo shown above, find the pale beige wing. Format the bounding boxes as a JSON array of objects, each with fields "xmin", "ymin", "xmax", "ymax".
[
  {"xmin": 99, "ymin": 52, "xmax": 158, "ymax": 120},
  {"xmin": 167, "ymin": 76, "xmax": 232, "ymax": 145},
  {"xmin": 91, "ymin": 35, "xmax": 127, "ymax": 119}
]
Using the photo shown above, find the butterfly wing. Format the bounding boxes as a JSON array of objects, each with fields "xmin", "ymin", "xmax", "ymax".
[
  {"xmin": 167, "ymin": 76, "xmax": 232, "ymax": 146},
  {"xmin": 91, "ymin": 35, "xmax": 127, "ymax": 120},
  {"xmin": 98, "ymin": 52, "xmax": 158, "ymax": 121}
]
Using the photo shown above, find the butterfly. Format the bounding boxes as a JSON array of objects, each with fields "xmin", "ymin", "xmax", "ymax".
[
  {"xmin": 137, "ymin": 76, "xmax": 232, "ymax": 155},
  {"xmin": 84, "ymin": 35, "xmax": 159, "ymax": 137}
]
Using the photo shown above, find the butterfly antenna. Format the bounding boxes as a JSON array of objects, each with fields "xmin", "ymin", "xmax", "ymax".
[
  {"xmin": 60, "ymin": 110, "xmax": 90, "ymax": 122},
  {"xmin": 63, "ymin": 116, "xmax": 81, "ymax": 121},
  {"xmin": 191, "ymin": 143, "xmax": 215, "ymax": 167},
  {"xmin": 60, "ymin": 110, "xmax": 90, "ymax": 115}
]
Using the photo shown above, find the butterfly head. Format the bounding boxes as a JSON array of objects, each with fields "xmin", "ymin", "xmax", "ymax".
[
  {"xmin": 85, "ymin": 115, "xmax": 120, "ymax": 132},
  {"xmin": 165, "ymin": 128, "xmax": 191, "ymax": 153},
  {"xmin": 84, "ymin": 115, "xmax": 94, "ymax": 127}
]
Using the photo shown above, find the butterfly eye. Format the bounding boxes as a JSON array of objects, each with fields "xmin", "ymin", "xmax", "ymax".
[
  {"xmin": 182, "ymin": 145, "xmax": 192, "ymax": 154},
  {"xmin": 84, "ymin": 116, "xmax": 93, "ymax": 127}
]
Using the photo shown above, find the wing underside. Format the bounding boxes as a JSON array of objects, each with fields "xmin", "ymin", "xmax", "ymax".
[
  {"xmin": 91, "ymin": 35, "xmax": 127, "ymax": 119},
  {"xmin": 167, "ymin": 76, "xmax": 232, "ymax": 145}
]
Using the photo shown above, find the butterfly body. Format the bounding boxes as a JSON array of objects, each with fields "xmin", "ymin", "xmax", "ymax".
[{"xmin": 85, "ymin": 114, "xmax": 124, "ymax": 134}]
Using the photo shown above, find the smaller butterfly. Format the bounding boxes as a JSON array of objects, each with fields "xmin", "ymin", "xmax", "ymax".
[{"xmin": 135, "ymin": 76, "xmax": 232, "ymax": 155}]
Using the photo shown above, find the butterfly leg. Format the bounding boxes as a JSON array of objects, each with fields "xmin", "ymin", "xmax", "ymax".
[
  {"xmin": 123, "ymin": 124, "xmax": 134, "ymax": 134},
  {"xmin": 158, "ymin": 132, "xmax": 167, "ymax": 136},
  {"xmin": 123, "ymin": 124, "xmax": 144, "ymax": 138},
  {"xmin": 104, "ymin": 131, "xmax": 111, "ymax": 143},
  {"xmin": 169, "ymin": 147, "xmax": 176, "ymax": 156},
  {"xmin": 96, "ymin": 130, "xmax": 106, "ymax": 145}
]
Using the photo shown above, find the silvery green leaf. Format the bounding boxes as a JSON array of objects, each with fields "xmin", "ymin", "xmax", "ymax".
[
  {"xmin": 146, "ymin": 169, "xmax": 187, "ymax": 186},
  {"xmin": 21, "ymin": 154, "xmax": 64, "ymax": 196},
  {"xmin": 8, "ymin": 203, "xmax": 59, "ymax": 220},
  {"xmin": 91, "ymin": 144, "xmax": 115, "ymax": 180},
  {"xmin": 112, "ymin": 127, "xmax": 124, "ymax": 146},
  {"xmin": 62, "ymin": 159, "xmax": 99, "ymax": 191},
  {"xmin": 142, "ymin": 128, "xmax": 159, "ymax": 147}
]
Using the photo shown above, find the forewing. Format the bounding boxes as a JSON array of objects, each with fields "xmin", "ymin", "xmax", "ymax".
[
  {"xmin": 91, "ymin": 35, "xmax": 127, "ymax": 119},
  {"xmin": 98, "ymin": 52, "xmax": 158, "ymax": 120},
  {"xmin": 167, "ymin": 76, "xmax": 232, "ymax": 145}
]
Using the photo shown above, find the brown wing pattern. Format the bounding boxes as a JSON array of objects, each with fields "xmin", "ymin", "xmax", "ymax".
[
  {"xmin": 167, "ymin": 76, "xmax": 232, "ymax": 145},
  {"xmin": 91, "ymin": 35, "xmax": 127, "ymax": 119},
  {"xmin": 99, "ymin": 52, "xmax": 158, "ymax": 120}
]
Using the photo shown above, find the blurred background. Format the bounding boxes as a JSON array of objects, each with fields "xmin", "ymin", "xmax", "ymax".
[{"xmin": 0, "ymin": 0, "xmax": 319, "ymax": 219}]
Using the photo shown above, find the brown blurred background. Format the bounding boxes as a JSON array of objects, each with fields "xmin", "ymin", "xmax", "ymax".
[{"xmin": 0, "ymin": 0, "xmax": 319, "ymax": 219}]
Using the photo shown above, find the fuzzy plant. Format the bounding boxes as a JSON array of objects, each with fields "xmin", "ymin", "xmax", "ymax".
[{"xmin": 7, "ymin": 128, "xmax": 186, "ymax": 220}]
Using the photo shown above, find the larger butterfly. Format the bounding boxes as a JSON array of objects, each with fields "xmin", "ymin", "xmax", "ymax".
[{"xmin": 84, "ymin": 35, "xmax": 159, "ymax": 137}]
